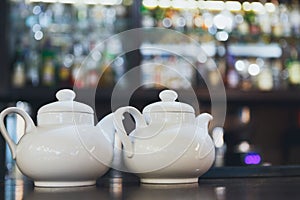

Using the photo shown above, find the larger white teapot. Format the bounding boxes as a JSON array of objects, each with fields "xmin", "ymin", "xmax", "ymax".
[
  {"xmin": 0, "ymin": 89, "xmax": 115, "ymax": 187},
  {"xmin": 113, "ymin": 90, "xmax": 216, "ymax": 184}
]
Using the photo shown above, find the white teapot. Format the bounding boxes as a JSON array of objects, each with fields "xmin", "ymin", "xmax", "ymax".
[
  {"xmin": 113, "ymin": 90, "xmax": 216, "ymax": 184},
  {"xmin": 0, "ymin": 89, "xmax": 115, "ymax": 187}
]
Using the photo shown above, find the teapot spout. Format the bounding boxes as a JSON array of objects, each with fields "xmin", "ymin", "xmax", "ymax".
[{"xmin": 196, "ymin": 113, "xmax": 213, "ymax": 131}]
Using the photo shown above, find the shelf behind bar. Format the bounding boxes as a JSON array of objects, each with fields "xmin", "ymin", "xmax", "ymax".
[{"xmin": 1, "ymin": 87, "xmax": 300, "ymax": 105}]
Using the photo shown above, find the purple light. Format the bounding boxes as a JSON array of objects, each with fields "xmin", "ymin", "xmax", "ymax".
[{"xmin": 244, "ymin": 153, "xmax": 261, "ymax": 165}]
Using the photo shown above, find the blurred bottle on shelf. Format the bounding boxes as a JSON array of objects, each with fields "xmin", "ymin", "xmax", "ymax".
[
  {"xmin": 111, "ymin": 55, "xmax": 127, "ymax": 87},
  {"xmin": 226, "ymin": 54, "xmax": 239, "ymax": 89},
  {"xmin": 140, "ymin": 52, "xmax": 196, "ymax": 89},
  {"xmin": 11, "ymin": 48, "xmax": 26, "ymax": 88},
  {"xmin": 139, "ymin": 0, "xmax": 300, "ymax": 91},
  {"xmin": 272, "ymin": 59, "xmax": 287, "ymax": 90},
  {"xmin": 286, "ymin": 47, "xmax": 300, "ymax": 87},
  {"xmin": 290, "ymin": 0, "xmax": 300, "ymax": 36},
  {"xmin": 71, "ymin": 56, "xmax": 86, "ymax": 89},
  {"xmin": 41, "ymin": 50, "xmax": 56, "ymax": 87},
  {"xmin": 257, "ymin": 60, "xmax": 273, "ymax": 91},
  {"xmin": 9, "ymin": 0, "xmax": 300, "ymax": 91},
  {"xmin": 58, "ymin": 52, "xmax": 73, "ymax": 87},
  {"xmin": 99, "ymin": 54, "xmax": 115, "ymax": 88},
  {"xmin": 225, "ymin": 57, "xmax": 282, "ymax": 91},
  {"xmin": 26, "ymin": 50, "xmax": 40, "ymax": 87},
  {"xmin": 12, "ymin": 61, "xmax": 26, "ymax": 88},
  {"xmin": 9, "ymin": 0, "xmax": 130, "ymax": 89},
  {"xmin": 141, "ymin": 55, "xmax": 155, "ymax": 88},
  {"xmin": 226, "ymin": 66, "xmax": 239, "ymax": 89},
  {"xmin": 244, "ymin": 11, "xmax": 261, "ymax": 36}
]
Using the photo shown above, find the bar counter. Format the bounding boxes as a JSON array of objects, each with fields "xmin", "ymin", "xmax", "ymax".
[{"xmin": 1, "ymin": 167, "xmax": 300, "ymax": 200}]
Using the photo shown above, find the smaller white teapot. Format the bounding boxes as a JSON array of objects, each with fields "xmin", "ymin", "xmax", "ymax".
[
  {"xmin": 0, "ymin": 89, "xmax": 115, "ymax": 187},
  {"xmin": 113, "ymin": 90, "xmax": 215, "ymax": 184}
]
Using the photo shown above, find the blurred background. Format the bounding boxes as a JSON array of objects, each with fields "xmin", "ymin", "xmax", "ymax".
[{"xmin": 1, "ymin": 0, "xmax": 300, "ymax": 177}]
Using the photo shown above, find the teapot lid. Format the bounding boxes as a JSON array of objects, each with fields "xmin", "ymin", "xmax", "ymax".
[
  {"xmin": 142, "ymin": 90, "xmax": 194, "ymax": 114},
  {"xmin": 38, "ymin": 89, "xmax": 94, "ymax": 114}
]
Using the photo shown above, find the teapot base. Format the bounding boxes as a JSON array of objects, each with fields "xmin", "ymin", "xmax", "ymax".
[
  {"xmin": 140, "ymin": 178, "xmax": 198, "ymax": 184},
  {"xmin": 34, "ymin": 180, "xmax": 96, "ymax": 187}
]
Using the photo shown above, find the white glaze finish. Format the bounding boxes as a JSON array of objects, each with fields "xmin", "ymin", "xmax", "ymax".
[
  {"xmin": 0, "ymin": 89, "xmax": 115, "ymax": 187},
  {"xmin": 15, "ymin": 125, "xmax": 113, "ymax": 185},
  {"xmin": 113, "ymin": 90, "xmax": 216, "ymax": 184},
  {"xmin": 37, "ymin": 112, "xmax": 94, "ymax": 125},
  {"xmin": 38, "ymin": 89, "xmax": 94, "ymax": 114},
  {"xmin": 143, "ymin": 90, "xmax": 194, "ymax": 113},
  {"xmin": 34, "ymin": 181, "xmax": 96, "ymax": 187}
]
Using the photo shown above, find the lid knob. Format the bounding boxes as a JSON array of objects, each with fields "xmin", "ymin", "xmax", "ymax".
[
  {"xmin": 159, "ymin": 90, "xmax": 178, "ymax": 102},
  {"xmin": 56, "ymin": 89, "xmax": 76, "ymax": 101}
]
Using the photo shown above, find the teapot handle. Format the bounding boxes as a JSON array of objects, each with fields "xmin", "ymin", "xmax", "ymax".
[
  {"xmin": 113, "ymin": 106, "xmax": 147, "ymax": 158},
  {"xmin": 0, "ymin": 107, "xmax": 36, "ymax": 159}
]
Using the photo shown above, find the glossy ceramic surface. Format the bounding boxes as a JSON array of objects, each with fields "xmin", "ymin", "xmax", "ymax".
[
  {"xmin": 113, "ymin": 90, "xmax": 216, "ymax": 184},
  {"xmin": 0, "ymin": 89, "xmax": 114, "ymax": 187}
]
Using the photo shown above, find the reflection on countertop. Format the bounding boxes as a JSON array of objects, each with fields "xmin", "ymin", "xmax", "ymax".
[
  {"xmin": 24, "ymin": 186, "xmax": 110, "ymax": 200},
  {"xmin": 1, "ymin": 170, "xmax": 300, "ymax": 200}
]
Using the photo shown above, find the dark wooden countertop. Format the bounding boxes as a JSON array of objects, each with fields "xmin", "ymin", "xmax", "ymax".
[{"xmin": 1, "ymin": 168, "xmax": 300, "ymax": 200}]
